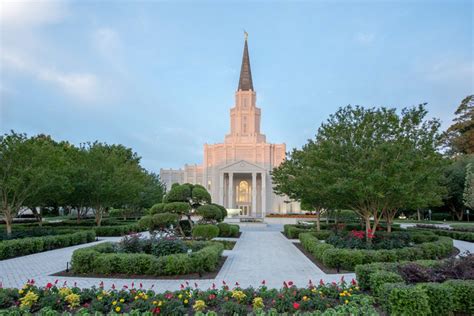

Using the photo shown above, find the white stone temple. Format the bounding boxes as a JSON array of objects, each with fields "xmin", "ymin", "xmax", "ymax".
[{"xmin": 160, "ymin": 35, "xmax": 300, "ymax": 217}]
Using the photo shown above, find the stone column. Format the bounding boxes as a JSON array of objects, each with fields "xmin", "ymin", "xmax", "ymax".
[
  {"xmin": 228, "ymin": 172, "xmax": 234, "ymax": 209},
  {"xmin": 262, "ymin": 172, "xmax": 266, "ymax": 218},
  {"xmin": 219, "ymin": 172, "xmax": 224, "ymax": 205},
  {"xmin": 252, "ymin": 172, "xmax": 257, "ymax": 217}
]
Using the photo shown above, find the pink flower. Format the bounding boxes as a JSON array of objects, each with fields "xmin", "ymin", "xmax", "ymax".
[
  {"xmin": 262, "ymin": 280, "xmax": 266, "ymax": 285},
  {"xmin": 194, "ymin": 282, "xmax": 198, "ymax": 288},
  {"xmin": 111, "ymin": 284, "xmax": 115, "ymax": 290},
  {"xmin": 293, "ymin": 302, "xmax": 300, "ymax": 310},
  {"xmin": 320, "ymin": 279, "xmax": 325, "ymax": 286},
  {"xmin": 288, "ymin": 281, "xmax": 294, "ymax": 286},
  {"xmin": 351, "ymin": 279, "xmax": 357, "ymax": 286},
  {"xmin": 54, "ymin": 279, "xmax": 59, "ymax": 285},
  {"xmin": 340, "ymin": 276, "xmax": 345, "ymax": 283},
  {"xmin": 235, "ymin": 282, "xmax": 239, "ymax": 286},
  {"xmin": 212, "ymin": 283, "xmax": 216, "ymax": 289},
  {"xmin": 139, "ymin": 283, "xmax": 143, "ymax": 289},
  {"xmin": 99, "ymin": 281, "xmax": 104, "ymax": 288}
]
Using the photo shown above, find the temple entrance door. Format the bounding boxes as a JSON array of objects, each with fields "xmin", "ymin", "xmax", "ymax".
[{"xmin": 238, "ymin": 205, "xmax": 250, "ymax": 216}]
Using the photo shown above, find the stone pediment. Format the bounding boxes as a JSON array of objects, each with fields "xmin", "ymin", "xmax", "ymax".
[{"xmin": 219, "ymin": 160, "xmax": 266, "ymax": 172}]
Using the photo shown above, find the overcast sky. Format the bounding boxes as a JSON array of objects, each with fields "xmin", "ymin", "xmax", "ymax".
[{"xmin": 1, "ymin": 0, "xmax": 472, "ymax": 172}]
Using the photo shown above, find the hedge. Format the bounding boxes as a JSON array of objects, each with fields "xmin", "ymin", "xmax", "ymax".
[
  {"xmin": 93, "ymin": 224, "xmax": 140, "ymax": 236},
  {"xmin": 284, "ymin": 223, "xmax": 401, "ymax": 239},
  {"xmin": 355, "ymin": 260, "xmax": 474, "ymax": 315},
  {"xmin": 0, "ymin": 230, "xmax": 96, "ymax": 260},
  {"xmin": 71, "ymin": 241, "xmax": 224, "ymax": 276},
  {"xmin": 217, "ymin": 223, "xmax": 240, "ymax": 237},
  {"xmin": 299, "ymin": 232, "xmax": 453, "ymax": 270},
  {"xmin": 192, "ymin": 224, "xmax": 219, "ymax": 240},
  {"xmin": 410, "ymin": 226, "xmax": 474, "ymax": 242}
]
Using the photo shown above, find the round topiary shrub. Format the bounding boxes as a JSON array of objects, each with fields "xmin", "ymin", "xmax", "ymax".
[
  {"xmin": 139, "ymin": 213, "xmax": 179, "ymax": 233},
  {"xmin": 164, "ymin": 202, "xmax": 191, "ymax": 214},
  {"xmin": 192, "ymin": 224, "xmax": 219, "ymax": 240},
  {"xmin": 149, "ymin": 203, "xmax": 165, "ymax": 215},
  {"xmin": 212, "ymin": 203, "xmax": 228, "ymax": 219},
  {"xmin": 197, "ymin": 205, "xmax": 223, "ymax": 222}
]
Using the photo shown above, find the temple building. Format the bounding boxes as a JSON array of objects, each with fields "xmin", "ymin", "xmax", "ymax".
[{"xmin": 160, "ymin": 35, "xmax": 300, "ymax": 216}]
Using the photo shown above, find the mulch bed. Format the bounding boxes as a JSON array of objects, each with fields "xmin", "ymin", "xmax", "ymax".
[{"xmin": 52, "ymin": 256, "xmax": 227, "ymax": 280}]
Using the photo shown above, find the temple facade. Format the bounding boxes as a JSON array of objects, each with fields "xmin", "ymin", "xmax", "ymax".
[{"xmin": 160, "ymin": 36, "xmax": 300, "ymax": 217}]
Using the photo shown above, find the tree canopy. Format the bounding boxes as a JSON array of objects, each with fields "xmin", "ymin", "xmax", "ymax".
[{"xmin": 445, "ymin": 95, "xmax": 474, "ymax": 155}]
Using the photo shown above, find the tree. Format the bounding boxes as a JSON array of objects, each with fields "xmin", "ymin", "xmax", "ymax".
[
  {"xmin": 272, "ymin": 147, "xmax": 328, "ymax": 231},
  {"xmin": 0, "ymin": 132, "xmax": 66, "ymax": 235},
  {"xmin": 276, "ymin": 105, "xmax": 445, "ymax": 241},
  {"xmin": 463, "ymin": 162, "xmax": 474, "ymax": 211},
  {"xmin": 445, "ymin": 95, "xmax": 474, "ymax": 155},
  {"xmin": 443, "ymin": 155, "xmax": 474, "ymax": 220}
]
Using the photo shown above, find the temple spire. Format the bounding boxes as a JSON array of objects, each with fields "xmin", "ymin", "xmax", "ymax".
[{"xmin": 238, "ymin": 32, "xmax": 254, "ymax": 91}]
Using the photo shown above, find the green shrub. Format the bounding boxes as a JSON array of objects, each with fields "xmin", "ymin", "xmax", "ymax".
[
  {"xmin": 216, "ymin": 223, "xmax": 239, "ymax": 237},
  {"xmin": 286, "ymin": 226, "xmax": 312, "ymax": 239},
  {"xmin": 443, "ymin": 279, "xmax": 474, "ymax": 314},
  {"xmin": 196, "ymin": 205, "xmax": 223, "ymax": 222},
  {"xmin": 369, "ymin": 271, "xmax": 404, "ymax": 297},
  {"xmin": 192, "ymin": 224, "xmax": 219, "ymax": 240},
  {"xmin": 94, "ymin": 224, "xmax": 139, "ymax": 236},
  {"xmin": 416, "ymin": 282, "xmax": 455, "ymax": 316},
  {"xmin": 355, "ymin": 262, "xmax": 399, "ymax": 290},
  {"xmin": 138, "ymin": 213, "xmax": 178, "ymax": 233},
  {"xmin": 151, "ymin": 239, "xmax": 188, "ymax": 257},
  {"xmin": 0, "ymin": 230, "xmax": 95, "ymax": 260},
  {"xmin": 149, "ymin": 203, "xmax": 165, "ymax": 215},
  {"xmin": 212, "ymin": 203, "xmax": 228, "ymax": 219},
  {"xmin": 387, "ymin": 284, "xmax": 431, "ymax": 316}
]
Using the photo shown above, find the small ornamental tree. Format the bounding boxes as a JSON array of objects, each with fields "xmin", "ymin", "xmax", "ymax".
[{"xmin": 196, "ymin": 204, "xmax": 223, "ymax": 223}]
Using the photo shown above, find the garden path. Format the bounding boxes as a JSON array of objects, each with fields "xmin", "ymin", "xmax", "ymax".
[{"xmin": 0, "ymin": 226, "xmax": 354, "ymax": 291}]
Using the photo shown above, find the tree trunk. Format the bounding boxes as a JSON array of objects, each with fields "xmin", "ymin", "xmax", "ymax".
[
  {"xmin": 387, "ymin": 218, "xmax": 392, "ymax": 233},
  {"xmin": 315, "ymin": 209, "xmax": 321, "ymax": 231},
  {"xmin": 95, "ymin": 207, "xmax": 103, "ymax": 227},
  {"xmin": 364, "ymin": 216, "xmax": 371, "ymax": 243},
  {"xmin": 417, "ymin": 209, "xmax": 421, "ymax": 221},
  {"xmin": 31, "ymin": 206, "xmax": 43, "ymax": 227},
  {"xmin": 4, "ymin": 210, "xmax": 13, "ymax": 236}
]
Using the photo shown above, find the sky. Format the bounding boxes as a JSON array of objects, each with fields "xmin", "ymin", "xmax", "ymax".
[{"xmin": 1, "ymin": 0, "xmax": 473, "ymax": 173}]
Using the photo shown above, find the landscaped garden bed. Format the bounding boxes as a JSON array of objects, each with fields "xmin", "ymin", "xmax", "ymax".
[
  {"xmin": 298, "ymin": 230, "xmax": 454, "ymax": 271},
  {"xmin": 70, "ymin": 235, "xmax": 225, "ymax": 277},
  {"xmin": 0, "ymin": 230, "xmax": 96, "ymax": 260},
  {"xmin": 410, "ymin": 224, "xmax": 474, "ymax": 241},
  {"xmin": 0, "ymin": 279, "xmax": 379, "ymax": 315},
  {"xmin": 355, "ymin": 254, "xmax": 474, "ymax": 315}
]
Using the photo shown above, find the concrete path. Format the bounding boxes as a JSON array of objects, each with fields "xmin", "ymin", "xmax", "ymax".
[{"xmin": 0, "ymin": 226, "xmax": 355, "ymax": 291}]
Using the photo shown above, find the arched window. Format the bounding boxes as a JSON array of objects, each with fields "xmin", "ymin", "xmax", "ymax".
[{"xmin": 237, "ymin": 180, "xmax": 251, "ymax": 203}]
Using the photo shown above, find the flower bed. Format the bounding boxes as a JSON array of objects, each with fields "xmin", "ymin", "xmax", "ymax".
[
  {"xmin": 283, "ymin": 223, "xmax": 401, "ymax": 239},
  {"xmin": 0, "ymin": 230, "xmax": 96, "ymax": 260},
  {"xmin": 354, "ymin": 255, "xmax": 474, "ymax": 315},
  {"xmin": 299, "ymin": 232, "xmax": 453, "ymax": 271},
  {"xmin": 71, "ymin": 239, "xmax": 224, "ymax": 276},
  {"xmin": 0, "ymin": 279, "xmax": 379, "ymax": 315}
]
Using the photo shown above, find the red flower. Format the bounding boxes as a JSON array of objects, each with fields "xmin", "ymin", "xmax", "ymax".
[
  {"xmin": 262, "ymin": 280, "xmax": 266, "ymax": 285},
  {"xmin": 111, "ymin": 284, "xmax": 115, "ymax": 290},
  {"xmin": 152, "ymin": 307, "xmax": 161, "ymax": 314},
  {"xmin": 351, "ymin": 279, "xmax": 357, "ymax": 286},
  {"xmin": 235, "ymin": 282, "xmax": 240, "ymax": 286},
  {"xmin": 212, "ymin": 283, "xmax": 216, "ymax": 289},
  {"xmin": 288, "ymin": 281, "xmax": 294, "ymax": 286},
  {"xmin": 320, "ymin": 279, "xmax": 325, "ymax": 286},
  {"xmin": 45, "ymin": 282, "xmax": 53, "ymax": 289},
  {"xmin": 208, "ymin": 294, "xmax": 216, "ymax": 300},
  {"xmin": 293, "ymin": 302, "xmax": 300, "ymax": 310},
  {"xmin": 139, "ymin": 283, "xmax": 143, "ymax": 289}
]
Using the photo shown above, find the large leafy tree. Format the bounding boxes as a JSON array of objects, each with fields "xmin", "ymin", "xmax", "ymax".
[
  {"xmin": 274, "ymin": 105, "xmax": 445, "ymax": 240},
  {"xmin": 272, "ymin": 147, "xmax": 328, "ymax": 231},
  {"xmin": 445, "ymin": 95, "xmax": 474, "ymax": 155},
  {"xmin": 442, "ymin": 155, "xmax": 474, "ymax": 220},
  {"xmin": 0, "ymin": 132, "xmax": 67, "ymax": 235},
  {"xmin": 463, "ymin": 162, "xmax": 474, "ymax": 211}
]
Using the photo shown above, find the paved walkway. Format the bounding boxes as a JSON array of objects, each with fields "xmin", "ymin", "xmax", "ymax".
[{"xmin": 0, "ymin": 227, "xmax": 354, "ymax": 291}]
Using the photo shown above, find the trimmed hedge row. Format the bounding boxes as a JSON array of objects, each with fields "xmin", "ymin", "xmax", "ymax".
[
  {"xmin": 355, "ymin": 260, "xmax": 474, "ymax": 315},
  {"xmin": 410, "ymin": 226, "xmax": 474, "ymax": 242},
  {"xmin": 284, "ymin": 223, "xmax": 401, "ymax": 239},
  {"xmin": 299, "ymin": 232, "xmax": 453, "ymax": 270},
  {"xmin": 0, "ymin": 230, "xmax": 96, "ymax": 260},
  {"xmin": 93, "ymin": 224, "xmax": 140, "ymax": 237},
  {"xmin": 71, "ymin": 241, "xmax": 224, "ymax": 276}
]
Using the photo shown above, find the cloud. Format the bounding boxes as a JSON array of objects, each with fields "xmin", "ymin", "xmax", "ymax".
[
  {"xmin": 0, "ymin": 0, "xmax": 66, "ymax": 29},
  {"xmin": 1, "ymin": 50, "xmax": 99, "ymax": 101},
  {"xmin": 93, "ymin": 27, "xmax": 121, "ymax": 58},
  {"xmin": 354, "ymin": 32, "xmax": 375, "ymax": 45}
]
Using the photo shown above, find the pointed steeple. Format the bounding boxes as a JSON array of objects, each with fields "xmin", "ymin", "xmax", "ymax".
[{"xmin": 238, "ymin": 32, "xmax": 254, "ymax": 91}]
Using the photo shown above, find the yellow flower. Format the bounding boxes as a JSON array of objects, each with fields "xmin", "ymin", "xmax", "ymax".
[
  {"xmin": 112, "ymin": 301, "xmax": 117, "ymax": 305},
  {"xmin": 97, "ymin": 296, "xmax": 103, "ymax": 301},
  {"xmin": 119, "ymin": 298, "xmax": 125, "ymax": 303},
  {"xmin": 152, "ymin": 301, "xmax": 158, "ymax": 305},
  {"xmin": 355, "ymin": 286, "xmax": 359, "ymax": 290},
  {"xmin": 115, "ymin": 306, "xmax": 121, "ymax": 312},
  {"xmin": 65, "ymin": 293, "xmax": 80, "ymax": 308},
  {"xmin": 303, "ymin": 296, "xmax": 309, "ymax": 301},
  {"xmin": 193, "ymin": 300, "xmax": 207, "ymax": 312},
  {"xmin": 184, "ymin": 299, "xmax": 189, "ymax": 304},
  {"xmin": 19, "ymin": 291, "xmax": 39, "ymax": 309},
  {"xmin": 311, "ymin": 288, "xmax": 318, "ymax": 293},
  {"xmin": 158, "ymin": 301, "xmax": 163, "ymax": 306},
  {"xmin": 339, "ymin": 292, "xmax": 345, "ymax": 297},
  {"xmin": 252, "ymin": 297, "xmax": 264, "ymax": 310},
  {"xmin": 231, "ymin": 290, "xmax": 247, "ymax": 302},
  {"xmin": 134, "ymin": 296, "xmax": 139, "ymax": 300},
  {"xmin": 18, "ymin": 289, "xmax": 24, "ymax": 295},
  {"xmin": 178, "ymin": 294, "xmax": 183, "ymax": 299},
  {"xmin": 345, "ymin": 300, "xmax": 349, "ymax": 304},
  {"xmin": 58, "ymin": 287, "xmax": 72, "ymax": 298}
]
